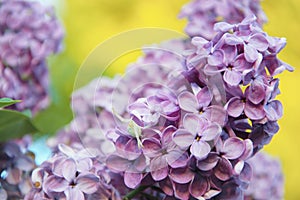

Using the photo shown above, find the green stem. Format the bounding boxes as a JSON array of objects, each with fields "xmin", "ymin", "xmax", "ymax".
[{"xmin": 123, "ymin": 185, "xmax": 149, "ymax": 200}]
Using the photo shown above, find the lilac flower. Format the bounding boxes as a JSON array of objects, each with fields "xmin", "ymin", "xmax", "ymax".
[
  {"xmin": 0, "ymin": 0, "xmax": 64, "ymax": 113},
  {"xmin": 173, "ymin": 114, "xmax": 221, "ymax": 160},
  {"xmin": 128, "ymin": 89, "xmax": 180, "ymax": 127},
  {"xmin": 178, "ymin": 87, "xmax": 227, "ymax": 126},
  {"xmin": 179, "ymin": 0, "xmax": 267, "ymax": 39},
  {"xmin": 245, "ymin": 151, "xmax": 284, "ymax": 200},
  {"xmin": 142, "ymin": 126, "xmax": 188, "ymax": 181},
  {"xmin": 106, "ymin": 154, "xmax": 147, "ymax": 189},
  {"xmin": 43, "ymin": 158, "xmax": 99, "ymax": 200}
]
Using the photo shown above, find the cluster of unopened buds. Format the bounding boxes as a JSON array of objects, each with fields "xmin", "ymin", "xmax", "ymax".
[{"xmin": 0, "ymin": 0, "xmax": 292, "ymax": 199}]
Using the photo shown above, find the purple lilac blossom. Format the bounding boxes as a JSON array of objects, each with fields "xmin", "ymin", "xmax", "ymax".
[
  {"xmin": 105, "ymin": 17, "xmax": 291, "ymax": 199},
  {"xmin": 45, "ymin": 6, "xmax": 291, "ymax": 199},
  {"xmin": 179, "ymin": 0, "xmax": 267, "ymax": 39},
  {"xmin": 25, "ymin": 144, "xmax": 121, "ymax": 200},
  {"xmin": 244, "ymin": 151, "xmax": 284, "ymax": 200},
  {"xmin": 0, "ymin": 136, "xmax": 36, "ymax": 200},
  {"xmin": 0, "ymin": 0, "xmax": 64, "ymax": 114}
]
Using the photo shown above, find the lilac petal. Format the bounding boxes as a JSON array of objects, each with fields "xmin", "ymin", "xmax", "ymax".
[
  {"xmin": 31, "ymin": 168, "xmax": 44, "ymax": 188},
  {"xmin": 191, "ymin": 141, "xmax": 210, "ymax": 160},
  {"xmin": 53, "ymin": 158, "xmax": 67, "ymax": 177},
  {"xmin": 234, "ymin": 160, "xmax": 245, "ymax": 175},
  {"xmin": 245, "ymin": 80, "xmax": 266, "ymax": 104},
  {"xmin": 77, "ymin": 158, "xmax": 92, "ymax": 172},
  {"xmin": 245, "ymin": 101, "xmax": 265, "ymax": 120},
  {"xmin": 203, "ymin": 105, "xmax": 227, "ymax": 126},
  {"xmin": 172, "ymin": 129, "xmax": 194, "ymax": 148},
  {"xmin": 65, "ymin": 187, "xmax": 84, "ymax": 200},
  {"xmin": 201, "ymin": 123, "xmax": 221, "ymax": 141},
  {"xmin": 264, "ymin": 100, "xmax": 283, "ymax": 121},
  {"xmin": 167, "ymin": 151, "xmax": 189, "ymax": 168},
  {"xmin": 223, "ymin": 137, "xmax": 245, "ymax": 160},
  {"xmin": 191, "ymin": 37, "xmax": 209, "ymax": 46},
  {"xmin": 204, "ymin": 64, "xmax": 224, "ymax": 75},
  {"xmin": 124, "ymin": 139, "xmax": 141, "ymax": 160},
  {"xmin": 142, "ymin": 138, "xmax": 161, "ymax": 158},
  {"xmin": 189, "ymin": 174, "xmax": 208, "ymax": 198},
  {"xmin": 58, "ymin": 144, "xmax": 75, "ymax": 158},
  {"xmin": 62, "ymin": 159, "xmax": 77, "ymax": 182},
  {"xmin": 76, "ymin": 172, "xmax": 99, "ymax": 194},
  {"xmin": 132, "ymin": 154, "xmax": 147, "ymax": 172},
  {"xmin": 162, "ymin": 125, "xmax": 176, "ymax": 145},
  {"xmin": 6, "ymin": 168, "xmax": 21, "ymax": 185},
  {"xmin": 226, "ymin": 97, "xmax": 244, "ymax": 117},
  {"xmin": 0, "ymin": 188, "xmax": 7, "ymax": 200},
  {"xmin": 150, "ymin": 156, "xmax": 167, "ymax": 172},
  {"xmin": 159, "ymin": 177, "xmax": 173, "ymax": 196},
  {"xmin": 214, "ymin": 157, "xmax": 232, "ymax": 181},
  {"xmin": 208, "ymin": 50, "xmax": 224, "ymax": 66},
  {"xmin": 178, "ymin": 91, "xmax": 198, "ymax": 113},
  {"xmin": 43, "ymin": 175, "xmax": 69, "ymax": 193},
  {"xmin": 224, "ymin": 34, "xmax": 244, "ymax": 45},
  {"xmin": 196, "ymin": 87, "xmax": 212, "ymax": 108},
  {"xmin": 239, "ymin": 162, "xmax": 252, "ymax": 183},
  {"xmin": 224, "ymin": 70, "xmax": 242, "ymax": 86},
  {"xmin": 16, "ymin": 156, "xmax": 34, "ymax": 171},
  {"xmin": 173, "ymin": 183, "xmax": 190, "ymax": 200},
  {"xmin": 106, "ymin": 155, "xmax": 129, "ymax": 172},
  {"xmin": 239, "ymin": 139, "xmax": 253, "ymax": 160},
  {"xmin": 170, "ymin": 167, "xmax": 194, "ymax": 184},
  {"xmin": 151, "ymin": 163, "xmax": 169, "ymax": 181},
  {"xmin": 233, "ymin": 53, "xmax": 252, "ymax": 71},
  {"xmin": 197, "ymin": 153, "xmax": 219, "ymax": 171},
  {"xmin": 124, "ymin": 172, "xmax": 143, "ymax": 189},
  {"xmin": 222, "ymin": 45, "xmax": 237, "ymax": 64},
  {"xmin": 214, "ymin": 22, "xmax": 234, "ymax": 32},
  {"xmin": 183, "ymin": 114, "xmax": 202, "ymax": 135},
  {"xmin": 244, "ymin": 44, "xmax": 259, "ymax": 63},
  {"xmin": 248, "ymin": 33, "xmax": 269, "ymax": 52}
]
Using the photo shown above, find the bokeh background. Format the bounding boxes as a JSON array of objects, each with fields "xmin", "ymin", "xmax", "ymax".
[{"xmin": 35, "ymin": 0, "xmax": 299, "ymax": 199}]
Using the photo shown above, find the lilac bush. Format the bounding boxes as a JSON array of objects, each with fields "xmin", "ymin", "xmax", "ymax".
[{"xmin": 0, "ymin": 0, "xmax": 64, "ymax": 114}]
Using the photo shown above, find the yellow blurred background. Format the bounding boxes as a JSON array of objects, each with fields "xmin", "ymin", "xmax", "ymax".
[{"xmin": 48, "ymin": 0, "xmax": 300, "ymax": 198}]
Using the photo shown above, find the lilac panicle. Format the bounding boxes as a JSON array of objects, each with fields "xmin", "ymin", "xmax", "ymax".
[
  {"xmin": 244, "ymin": 151, "xmax": 284, "ymax": 200},
  {"xmin": 0, "ymin": 136, "xmax": 36, "ymax": 200},
  {"xmin": 25, "ymin": 144, "xmax": 121, "ymax": 200},
  {"xmin": 44, "ymin": 1, "xmax": 292, "ymax": 198},
  {"xmin": 179, "ymin": 0, "xmax": 267, "ymax": 39},
  {"xmin": 0, "ymin": 0, "xmax": 64, "ymax": 114}
]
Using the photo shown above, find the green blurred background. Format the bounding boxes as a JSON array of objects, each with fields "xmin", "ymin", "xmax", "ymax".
[{"xmin": 35, "ymin": 0, "xmax": 299, "ymax": 199}]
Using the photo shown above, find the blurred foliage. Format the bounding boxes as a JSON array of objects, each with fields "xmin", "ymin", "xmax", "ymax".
[
  {"xmin": 0, "ymin": 109, "xmax": 38, "ymax": 142},
  {"xmin": 33, "ymin": 0, "xmax": 299, "ymax": 198}
]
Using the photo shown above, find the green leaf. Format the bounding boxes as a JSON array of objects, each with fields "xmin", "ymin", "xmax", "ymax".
[
  {"xmin": 0, "ymin": 109, "xmax": 38, "ymax": 142},
  {"xmin": 0, "ymin": 98, "xmax": 21, "ymax": 108}
]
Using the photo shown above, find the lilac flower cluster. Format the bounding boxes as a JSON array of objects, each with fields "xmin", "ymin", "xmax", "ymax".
[
  {"xmin": 3, "ymin": 0, "xmax": 290, "ymax": 199},
  {"xmin": 44, "ymin": 6, "xmax": 292, "ymax": 200},
  {"xmin": 179, "ymin": 0, "xmax": 267, "ymax": 39},
  {"xmin": 244, "ymin": 151, "xmax": 284, "ymax": 200},
  {"xmin": 0, "ymin": 136, "xmax": 35, "ymax": 199},
  {"xmin": 0, "ymin": 0, "xmax": 64, "ymax": 114},
  {"xmin": 101, "ymin": 14, "xmax": 291, "ymax": 199},
  {"xmin": 25, "ymin": 144, "xmax": 121, "ymax": 200}
]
